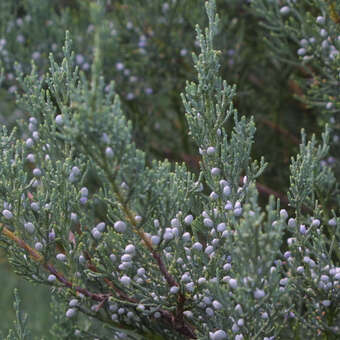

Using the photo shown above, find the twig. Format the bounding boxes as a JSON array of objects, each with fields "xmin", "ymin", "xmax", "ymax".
[
  {"xmin": 258, "ymin": 117, "xmax": 300, "ymax": 146},
  {"xmin": 1, "ymin": 225, "xmax": 107, "ymax": 301}
]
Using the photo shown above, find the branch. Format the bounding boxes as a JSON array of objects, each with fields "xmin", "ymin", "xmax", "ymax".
[
  {"xmin": 1, "ymin": 225, "xmax": 196, "ymax": 338},
  {"xmin": 1, "ymin": 225, "xmax": 108, "ymax": 301},
  {"xmin": 258, "ymin": 117, "xmax": 300, "ymax": 146}
]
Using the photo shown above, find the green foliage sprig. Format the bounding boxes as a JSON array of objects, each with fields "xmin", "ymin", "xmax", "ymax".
[{"xmin": 0, "ymin": 1, "xmax": 339, "ymax": 339}]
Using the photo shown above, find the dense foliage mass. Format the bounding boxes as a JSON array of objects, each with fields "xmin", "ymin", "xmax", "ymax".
[{"xmin": 0, "ymin": 0, "xmax": 339, "ymax": 339}]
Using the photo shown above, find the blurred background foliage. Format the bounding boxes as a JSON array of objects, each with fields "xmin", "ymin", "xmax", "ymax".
[{"xmin": 0, "ymin": 0, "xmax": 338, "ymax": 337}]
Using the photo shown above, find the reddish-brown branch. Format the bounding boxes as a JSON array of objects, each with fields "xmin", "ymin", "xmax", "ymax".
[
  {"xmin": 2, "ymin": 226, "xmax": 44, "ymax": 262},
  {"xmin": 2, "ymin": 225, "xmax": 196, "ymax": 337},
  {"xmin": 110, "ymin": 178, "xmax": 180, "ymax": 289},
  {"xmin": 256, "ymin": 182, "xmax": 290, "ymax": 206},
  {"xmin": 85, "ymin": 257, "xmax": 136, "ymax": 303},
  {"xmin": 151, "ymin": 251, "xmax": 178, "ymax": 288},
  {"xmin": 44, "ymin": 263, "xmax": 108, "ymax": 301},
  {"xmin": 1, "ymin": 225, "xmax": 109, "ymax": 301},
  {"xmin": 102, "ymin": 167, "xmax": 197, "ymax": 337},
  {"xmin": 258, "ymin": 118, "xmax": 300, "ymax": 146}
]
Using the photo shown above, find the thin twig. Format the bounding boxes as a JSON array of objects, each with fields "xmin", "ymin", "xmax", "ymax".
[
  {"xmin": 258, "ymin": 117, "xmax": 300, "ymax": 145},
  {"xmin": 1, "ymin": 225, "xmax": 107, "ymax": 301}
]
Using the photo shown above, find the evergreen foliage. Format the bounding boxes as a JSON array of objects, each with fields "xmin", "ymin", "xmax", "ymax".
[{"xmin": 0, "ymin": 0, "xmax": 339, "ymax": 339}]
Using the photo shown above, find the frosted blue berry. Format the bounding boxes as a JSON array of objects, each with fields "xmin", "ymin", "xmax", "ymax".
[
  {"xmin": 320, "ymin": 275, "xmax": 329, "ymax": 282},
  {"xmin": 96, "ymin": 222, "xmax": 106, "ymax": 232},
  {"xmin": 280, "ymin": 6, "xmax": 290, "ymax": 15},
  {"xmin": 184, "ymin": 214, "xmax": 193, "ymax": 225},
  {"xmin": 91, "ymin": 228, "xmax": 102, "ymax": 239},
  {"xmin": 261, "ymin": 312, "xmax": 269, "ymax": 319},
  {"xmin": 299, "ymin": 224, "xmax": 307, "ymax": 234},
  {"xmin": 198, "ymin": 277, "xmax": 206, "ymax": 285},
  {"xmin": 288, "ymin": 218, "xmax": 296, "ymax": 228},
  {"xmin": 212, "ymin": 300, "xmax": 222, "ymax": 310},
  {"xmin": 121, "ymin": 254, "xmax": 132, "ymax": 262},
  {"xmin": 203, "ymin": 218, "xmax": 214, "ymax": 228},
  {"xmin": 71, "ymin": 166, "xmax": 80, "ymax": 176},
  {"xmin": 56, "ymin": 253, "xmax": 67, "ymax": 261},
  {"xmin": 320, "ymin": 29, "xmax": 327, "ymax": 37},
  {"xmin": 232, "ymin": 322, "xmax": 240, "ymax": 332},
  {"xmin": 80, "ymin": 187, "xmax": 88, "ymax": 197},
  {"xmin": 280, "ymin": 278, "xmax": 288, "ymax": 286},
  {"xmin": 163, "ymin": 228, "xmax": 174, "ymax": 240},
  {"xmin": 154, "ymin": 311, "xmax": 161, "ymax": 318},
  {"xmin": 2, "ymin": 209, "xmax": 13, "ymax": 219},
  {"xmin": 207, "ymin": 146, "xmax": 216, "ymax": 155},
  {"xmin": 206, "ymin": 307, "xmax": 214, "ymax": 316},
  {"xmin": 300, "ymin": 39, "xmax": 308, "ymax": 46},
  {"xmin": 223, "ymin": 263, "xmax": 231, "ymax": 271},
  {"xmin": 311, "ymin": 219, "xmax": 320, "ymax": 227},
  {"xmin": 183, "ymin": 310, "xmax": 193, "ymax": 319},
  {"xmin": 55, "ymin": 115, "xmax": 63, "ymax": 125},
  {"xmin": 321, "ymin": 40, "xmax": 329, "ymax": 49},
  {"xmin": 33, "ymin": 168, "xmax": 42, "ymax": 177},
  {"xmin": 192, "ymin": 242, "xmax": 203, "ymax": 251},
  {"xmin": 136, "ymin": 304, "xmax": 145, "ymax": 312},
  {"xmin": 229, "ymin": 278, "xmax": 237, "ymax": 289},
  {"xmin": 328, "ymin": 218, "xmax": 336, "ymax": 226},
  {"xmin": 124, "ymin": 244, "xmax": 135, "ymax": 255},
  {"xmin": 322, "ymin": 300, "xmax": 331, "ymax": 307},
  {"xmin": 120, "ymin": 275, "xmax": 131, "ymax": 286},
  {"xmin": 48, "ymin": 274, "xmax": 56, "ymax": 282},
  {"xmin": 297, "ymin": 266, "xmax": 304, "ymax": 273},
  {"xmin": 26, "ymin": 138, "xmax": 34, "ymax": 148},
  {"xmin": 151, "ymin": 235, "xmax": 160, "ymax": 245},
  {"xmin": 70, "ymin": 213, "xmax": 78, "ymax": 222},
  {"xmin": 114, "ymin": 221, "xmax": 127, "ymax": 233},
  {"xmin": 69, "ymin": 299, "xmax": 79, "ymax": 307},
  {"xmin": 223, "ymin": 185, "xmax": 231, "ymax": 196},
  {"xmin": 182, "ymin": 232, "xmax": 191, "ymax": 242},
  {"xmin": 105, "ymin": 147, "xmax": 114, "ymax": 159},
  {"xmin": 66, "ymin": 308, "xmax": 77, "ymax": 318},
  {"xmin": 171, "ymin": 218, "xmax": 180, "ymax": 227},
  {"xmin": 219, "ymin": 180, "xmax": 227, "ymax": 188},
  {"xmin": 79, "ymin": 255, "xmax": 86, "ymax": 264},
  {"xmin": 26, "ymin": 153, "xmax": 35, "ymax": 163},
  {"xmin": 35, "ymin": 242, "xmax": 43, "ymax": 250},
  {"xmin": 137, "ymin": 267, "xmax": 145, "ymax": 276},
  {"xmin": 217, "ymin": 223, "xmax": 226, "ymax": 232},
  {"xmin": 238, "ymin": 318, "xmax": 245, "ymax": 327},
  {"xmin": 222, "ymin": 230, "xmax": 230, "ymax": 238},
  {"xmin": 210, "ymin": 191, "xmax": 218, "ymax": 200},
  {"xmin": 181, "ymin": 273, "xmax": 191, "ymax": 282},
  {"xmin": 170, "ymin": 286, "xmax": 179, "ymax": 294},
  {"xmin": 280, "ymin": 209, "xmax": 288, "ymax": 220},
  {"xmin": 224, "ymin": 201, "xmax": 233, "ymax": 210},
  {"xmin": 326, "ymin": 102, "xmax": 333, "ymax": 109},
  {"xmin": 135, "ymin": 215, "xmax": 142, "ymax": 223},
  {"xmin": 29, "ymin": 117, "xmax": 37, "ymax": 125},
  {"xmin": 234, "ymin": 207, "xmax": 242, "ymax": 216},
  {"xmin": 48, "ymin": 229, "xmax": 55, "ymax": 241},
  {"xmin": 31, "ymin": 202, "xmax": 40, "ymax": 211},
  {"xmin": 316, "ymin": 16, "xmax": 325, "ymax": 24},
  {"xmin": 212, "ymin": 330, "xmax": 227, "ymax": 340},
  {"xmin": 211, "ymin": 167, "xmax": 221, "ymax": 176}
]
